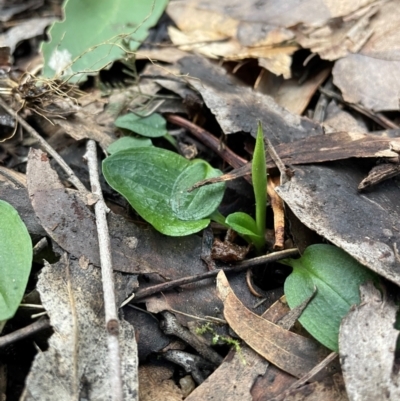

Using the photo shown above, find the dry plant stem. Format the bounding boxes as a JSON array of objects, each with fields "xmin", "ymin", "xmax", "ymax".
[
  {"xmin": 267, "ymin": 176, "xmax": 285, "ymax": 250},
  {"xmin": 0, "ymin": 318, "xmax": 50, "ymax": 348},
  {"xmin": 246, "ymin": 269, "xmax": 264, "ymax": 297},
  {"xmin": 263, "ymin": 133, "xmax": 290, "ymax": 186},
  {"xmin": 84, "ymin": 140, "xmax": 123, "ymax": 401},
  {"xmin": 0, "ymin": 96, "xmax": 88, "ymax": 194},
  {"xmin": 133, "ymin": 248, "xmax": 299, "ymax": 302},
  {"xmin": 165, "ymin": 114, "xmax": 247, "ymax": 169}
]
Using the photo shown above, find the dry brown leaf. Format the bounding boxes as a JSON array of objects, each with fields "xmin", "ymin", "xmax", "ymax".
[
  {"xmin": 0, "ymin": 17, "xmax": 56, "ymax": 52},
  {"xmin": 0, "ymin": 172, "xmax": 46, "ymax": 237},
  {"xmin": 184, "ymin": 294, "xmax": 308, "ymax": 401},
  {"xmin": 53, "ymin": 110, "xmax": 115, "ymax": 151},
  {"xmin": 339, "ymin": 282, "xmax": 400, "ymax": 401},
  {"xmin": 184, "ymin": 0, "xmax": 375, "ymax": 27},
  {"xmin": 323, "ymin": 101, "xmax": 368, "ymax": 133},
  {"xmin": 21, "ymin": 258, "xmax": 138, "ymax": 400},
  {"xmin": 258, "ymin": 54, "xmax": 294, "ymax": 80},
  {"xmin": 333, "ymin": 53, "xmax": 400, "ymax": 111},
  {"xmin": 332, "ymin": 1, "xmax": 400, "ymax": 111},
  {"xmin": 185, "ymin": 346, "xmax": 268, "ymax": 401},
  {"xmin": 167, "ymin": 2, "xmax": 297, "ymax": 77},
  {"xmin": 276, "ymin": 160, "xmax": 400, "ymax": 287},
  {"xmin": 295, "ymin": 5, "xmax": 377, "ymax": 60},
  {"xmin": 216, "ymin": 271, "xmax": 330, "ymax": 378},
  {"xmin": 178, "ymin": 55, "xmax": 323, "ymax": 142},
  {"xmin": 257, "ymin": 68, "xmax": 331, "ymax": 115},
  {"xmin": 139, "ymin": 364, "xmax": 183, "ymax": 401}
]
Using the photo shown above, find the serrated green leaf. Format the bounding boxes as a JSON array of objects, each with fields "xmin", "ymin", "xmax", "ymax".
[
  {"xmin": 102, "ymin": 147, "xmax": 210, "ymax": 236},
  {"xmin": 171, "ymin": 161, "xmax": 225, "ymax": 221},
  {"xmin": 0, "ymin": 200, "xmax": 32, "ymax": 321},
  {"xmin": 115, "ymin": 113, "xmax": 167, "ymax": 138},
  {"xmin": 41, "ymin": 0, "xmax": 168, "ymax": 83},
  {"xmin": 283, "ymin": 244, "xmax": 376, "ymax": 351},
  {"xmin": 225, "ymin": 212, "xmax": 264, "ymax": 249},
  {"xmin": 107, "ymin": 136, "xmax": 152, "ymax": 155}
]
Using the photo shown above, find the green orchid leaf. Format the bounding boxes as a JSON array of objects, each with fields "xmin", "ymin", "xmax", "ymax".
[
  {"xmin": 107, "ymin": 136, "xmax": 152, "ymax": 155},
  {"xmin": 0, "ymin": 200, "xmax": 33, "ymax": 321},
  {"xmin": 115, "ymin": 113, "xmax": 167, "ymax": 138},
  {"xmin": 225, "ymin": 212, "xmax": 264, "ymax": 249},
  {"xmin": 102, "ymin": 147, "xmax": 210, "ymax": 236},
  {"xmin": 41, "ymin": 0, "xmax": 168, "ymax": 83},
  {"xmin": 171, "ymin": 161, "xmax": 225, "ymax": 221},
  {"xmin": 282, "ymin": 244, "xmax": 377, "ymax": 351},
  {"xmin": 252, "ymin": 121, "xmax": 267, "ymax": 247}
]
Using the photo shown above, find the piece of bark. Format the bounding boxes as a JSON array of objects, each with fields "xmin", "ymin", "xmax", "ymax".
[
  {"xmin": 268, "ymin": 131, "xmax": 400, "ymax": 167},
  {"xmin": 339, "ymin": 282, "xmax": 400, "ymax": 401},
  {"xmin": 21, "ymin": 258, "xmax": 138, "ymax": 401},
  {"xmin": 276, "ymin": 161, "xmax": 400, "ymax": 286},
  {"xmin": 178, "ymin": 55, "xmax": 323, "ymax": 143},
  {"xmin": 358, "ymin": 162, "xmax": 400, "ymax": 191}
]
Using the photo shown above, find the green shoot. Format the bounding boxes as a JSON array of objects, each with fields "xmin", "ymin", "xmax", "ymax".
[
  {"xmin": 224, "ymin": 122, "xmax": 267, "ymax": 252},
  {"xmin": 252, "ymin": 121, "xmax": 267, "ymax": 246}
]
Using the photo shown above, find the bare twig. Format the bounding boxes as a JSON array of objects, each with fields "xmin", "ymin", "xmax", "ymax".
[
  {"xmin": 0, "ymin": 96, "xmax": 88, "ymax": 194},
  {"xmin": 263, "ymin": 132, "xmax": 290, "ymax": 186},
  {"xmin": 131, "ymin": 248, "xmax": 299, "ymax": 302},
  {"xmin": 84, "ymin": 140, "xmax": 123, "ymax": 401},
  {"xmin": 0, "ymin": 318, "xmax": 51, "ymax": 348},
  {"xmin": 165, "ymin": 114, "xmax": 247, "ymax": 169}
]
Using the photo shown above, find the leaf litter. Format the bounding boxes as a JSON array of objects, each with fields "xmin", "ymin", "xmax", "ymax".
[{"xmin": 1, "ymin": 0, "xmax": 400, "ymax": 399}]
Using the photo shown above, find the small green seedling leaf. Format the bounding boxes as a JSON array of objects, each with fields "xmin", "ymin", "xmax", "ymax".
[
  {"xmin": 41, "ymin": 0, "xmax": 168, "ymax": 83},
  {"xmin": 107, "ymin": 136, "xmax": 152, "ymax": 155},
  {"xmin": 0, "ymin": 200, "xmax": 32, "ymax": 321},
  {"xmin": 225, "ymin": 212, "xmax": 264, "ymax": 250},
  {"xmin": 224, "ymin": 121, "xmax": 267, "ymax": 251},
  {"xmin": 171, "ymin": 161, "xmax": 225, "ymax": 221},
  {"xmin": 282, "ymin": 244, "xmax": 377, "ymax": 351},
  {"xmin": 115, "ymin": 113, "xmax": 167, "ymax": 138},
  {"xmin": 252, "ymin": 121, "xmax": 267, "ymax": 248},
  {"xmin": 102, "ymin": 147, "xmax": 210, "ymax": 236}
]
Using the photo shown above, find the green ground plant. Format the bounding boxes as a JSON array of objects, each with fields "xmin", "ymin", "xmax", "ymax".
[{"xmin": 103, "ymin": 116, "xmax": 268, "ymax": 250}]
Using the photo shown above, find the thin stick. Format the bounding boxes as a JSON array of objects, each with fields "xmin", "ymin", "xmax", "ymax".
[
  {"xmin": 132, "ymin": 248, "xmax": 299, "ymax": 302},
  {"xmin": 0, "ymin": 318, "xmax": 50, "ymax": 348},
  {"xmin": 165, "ymin": 114, "xmax": 248, "ymax": 169},
  {"xmin": 263, "ymin": 132, "xmax": 290, "ymax": 185},
  {"xmin": 84, "ymin": 140, "xmax": 123, "ymax": 401},
  {"xmin": 0, "ymin": 96, "xmax": 88, "ymax": 194}
]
